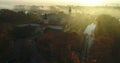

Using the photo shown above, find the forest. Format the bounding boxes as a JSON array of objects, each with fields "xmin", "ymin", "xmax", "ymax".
[{"xmin": 0, "ymin": 6, "xmax": 120, "ymax": 63}]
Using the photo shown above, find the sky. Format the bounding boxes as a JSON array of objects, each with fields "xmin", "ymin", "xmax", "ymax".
[{"xmin": 0, "ymin": 0, "xmax": 120, "ymax": 9}]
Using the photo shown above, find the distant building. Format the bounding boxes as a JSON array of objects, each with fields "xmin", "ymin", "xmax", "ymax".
[
  {"xmin": 29, "ymin": 5, "xmax": 40, "ymax": 13},
  {"xmin": 69, "ymin": 7, "xmax": 72, "ymax": 14},
  {"xmin": 14, "ymin": 5, "xmax": 26, "ymax": 12}
]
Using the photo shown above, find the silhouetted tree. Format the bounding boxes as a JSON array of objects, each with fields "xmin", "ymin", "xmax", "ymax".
[{"xmin": 89, "ymin": 14, "xmax": 120, "ymax": 63}]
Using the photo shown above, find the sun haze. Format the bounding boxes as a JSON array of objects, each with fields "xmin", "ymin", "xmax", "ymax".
[{"xmin": 0, "ymin": 0, "xmax": 120, "ymax": 9}]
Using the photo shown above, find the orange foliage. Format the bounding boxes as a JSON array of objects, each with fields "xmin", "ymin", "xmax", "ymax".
[
  {"xmin": 36, "ymin": 31, "xmax": 82, "ymax": 63},
  {"xmin": 88, "ymin": 34, "xmax": 115, "ymax": 63}
]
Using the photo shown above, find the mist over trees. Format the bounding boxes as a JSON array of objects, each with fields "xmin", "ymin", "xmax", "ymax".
[{"xmin": 0, "ymin": 5, "xmax": 120, "ymax": 63}]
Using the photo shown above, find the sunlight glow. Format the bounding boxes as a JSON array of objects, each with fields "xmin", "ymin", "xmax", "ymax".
[
  {"xmin": 82, "ymin": 0, "xmax": 103, "ymax": 6},
  {"xmin": 72, "ymin": 0, "xmax": 104, "ymax": 6}
]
